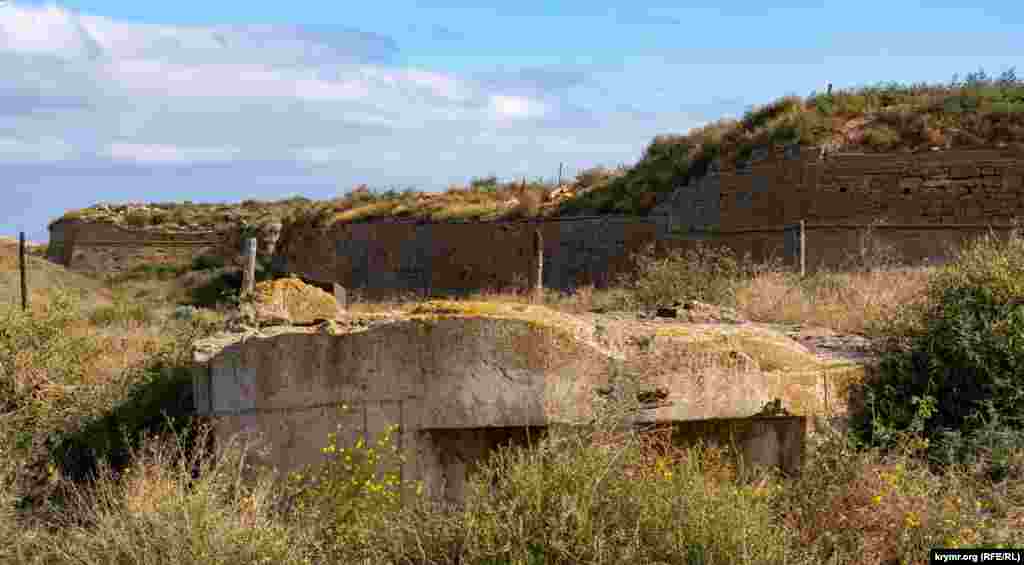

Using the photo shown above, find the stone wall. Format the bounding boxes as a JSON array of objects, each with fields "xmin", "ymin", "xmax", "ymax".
[
  {"xmin": 656, "ymin": 146, "xmax": 1024, "ymax": 271},
  {"xmin": 801, "ymin": 223, "xmax": 1020, "ymax": 270},
  {"xmin": 666, "ymin": 146, "xmax": 1024, "ymax": 231},
  {"xmin": 47, "ymin": 219, "xmax": 281, "ymax": 275},
  {"xmin": 47, "ymin": 220, "xmax": 224, "ymax": 274},
  {"xmin": 49, "ymin": 147, "xmax": 1024, "ymax": 289},
  {"xmin": 274, "ymin": 217, "xmax": 672, "ymax": 297}
]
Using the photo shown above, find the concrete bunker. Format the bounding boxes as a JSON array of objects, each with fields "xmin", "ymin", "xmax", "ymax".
[{"xmin": 192, "ymin": 302, "xmax": 860, "ymax": 505}]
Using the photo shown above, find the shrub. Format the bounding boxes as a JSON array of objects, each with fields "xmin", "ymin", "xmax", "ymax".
[
  {"xmin": 855, "ymin": 230, "xmax": 1024, "ymax": 471},
  {"xmin": 283, "ymin": 416, "xmax": 417, "ymax": 560},
  {"xmin": 187, "ymin": 270, "xmax": 243, "ymax": 308},
  {"xmin": 742, "ymin": 96, "xmax": 802, "ymax": 131},
  {"xmin": 512, "ymin": 188, "xmax": 542, "ymax": 218},
  {"xmin": 123, "ymin": 211, "xmax": 151, "ymax": 228},
  {"xmin": 51, "ymin": 303, "xmax": 223, "ymax": 485},
  {"xmin": 574, "ymin": 166, "xmax": 613, "ymax": 188},
  {"xmin": 88, "ymin": 300, "xmax": 153, "ymax": 327},
  {"xmin": 779, "ymin": 431, "xmax": 1023, "ymax": 563},
  {"xmin": 470, "ymin": 175, "xmax": 499, "ymax": 192},
  {"xmin": 813, "ymin": 94, "xmax": 835, "ymax": 116},
  {"xmin": 769, "ymin": 123, "xmax": 800, "ymax": 145},
  {"xmin": 23, "ymin": 424, "xmax": 312, "ymax": 564},
  {"xmin": 190, "ymin": 254, "xmax": 225, "ymax": 272},
  {"xmin": 0, "ymin": 290, "xmax": 97, "ymax": 431},
  {"xmin": 0, "ymin": 290, "xmax": 103, "ymax": 504},
  {"xmin": 620, "ymin": 242, "xmax": 777, "ymax": 310},
  {"xmin": 444, "ymin": 427, "xmax": 788, "ymax": 564},
  {"xmin": 186, "ymin": 263, "xmax": 273, "ymax": 309},
  {"xmin": 863, "ymin": 124, "xmax": 902, "ymax": 150}
]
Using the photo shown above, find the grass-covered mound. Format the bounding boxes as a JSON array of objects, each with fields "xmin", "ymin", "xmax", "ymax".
[{"xmin": 560, "ymin": 68, "xmax": 1024, "ymax": 216}]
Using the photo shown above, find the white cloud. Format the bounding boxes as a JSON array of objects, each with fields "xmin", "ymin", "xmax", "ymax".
[
  {"xmin": 0, "ymin": 136, "xmax": 75, "ymax": 162},
  {"xmin": 103, "ymin": 143, "xmax": 241, "ymax": 164},
  {"xmin": 102, "ymin": 59, "xmax": 374, "ymax": 101},
  {"xmin": 292, "ymin": 146, "xmax": 340, "ymax": 165},
  {"xmin": 490, "ymin": 95, "xmax": 545, "ymax": 119},
  {"xmin": 0, "ymin": 3, "xmax": 100, "ymax": 58}
]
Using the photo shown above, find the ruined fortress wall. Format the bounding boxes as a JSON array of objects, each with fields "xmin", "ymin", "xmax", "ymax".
[
  {"xmin": 48, "ymin": 220, "xmax": 227, "ymax": 274},
  {"xmin": 276, "ymin": 217, "xmax": 671, "ymax": 296},
  {"xmin": 661, "ymin": 146, "xmax": 1024, "ymax": 271},
  {"xmin": 673, "ymin": 146, "xmax": 1024, "ymax": 231},
  {"xmin": 50, "ymin": 147, "xmax": 1024, "ymax": 290},
  {"xmin": 801, "ymin": 224, "xmax": 1020, "ymax": 270}
]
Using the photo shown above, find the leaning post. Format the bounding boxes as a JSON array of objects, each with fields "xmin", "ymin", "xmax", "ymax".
[
  {"xmin": 799, "ymin": 219, "xmax": 806, "ymax": 278},
  {"xmin": 19, "ymin": 231, "xmax": 28, "ymax": 311},
  {"xmin": 242, "ymin": 237, "xmax": 257, "ymax": 298}
]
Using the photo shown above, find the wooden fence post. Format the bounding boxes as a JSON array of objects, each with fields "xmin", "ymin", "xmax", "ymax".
[
  {"xmin": 799, "ymin": 219, "xmax": 806, "ymax": 278},
  {"xmin": 532, "ymin": 229, "xmax": 543, "ymax": 302},
  {"xmin": 242, "ymin": 237, "xmax": 257, "ymax": 297},
  {"xmin": 19, "ymin": 231, "xmax": 28, "ymax": 311}
]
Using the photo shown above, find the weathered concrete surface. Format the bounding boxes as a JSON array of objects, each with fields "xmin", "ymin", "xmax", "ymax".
[
  {"xmin": 193, "ymin": 301, "xmax": 866, "ymax": 504},
  {"xmin": 249, "ymin": 276, "xmax": 343, "ymax": 325}
]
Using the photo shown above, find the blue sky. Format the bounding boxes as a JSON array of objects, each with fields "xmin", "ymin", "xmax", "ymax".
[{"xmin": 1, "ymin": 1, "xmax": 1022, "ymax": 242}]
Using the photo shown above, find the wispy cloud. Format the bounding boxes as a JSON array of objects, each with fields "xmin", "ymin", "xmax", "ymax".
[
  {"xmin": 0, "ymin": 2, "xmax": 708, "ymax": 240},
  {"xmin": 0, "ymin": 135, "xmax": 75, "ymax": 162},
  {"xmin": 0, "ymin": 2, "xmax": 573, "ymax": 169},
  {"xmin": 103, "ymin": 143, "xmax": 242, "ymax": 164}
]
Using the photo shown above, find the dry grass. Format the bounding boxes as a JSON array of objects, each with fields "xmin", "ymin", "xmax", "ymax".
[
  {"xmin": 0, "ymin": 240, "xmax": 113, "ymax": 312},
  {"xmin": 735, "ymin": 267, "xmax": 934, "ymax": 335}
]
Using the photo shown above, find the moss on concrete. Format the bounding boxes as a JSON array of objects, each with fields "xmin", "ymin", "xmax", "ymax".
[
  {"xmin": 252, "ymin": 276, "xmax": 341, "ymax": 324},
  {"xmin": 654, "ymin": 325, "xmax": 824, "ymax": 373}
]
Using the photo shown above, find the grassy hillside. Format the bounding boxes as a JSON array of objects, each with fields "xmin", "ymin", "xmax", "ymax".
[{"xmin": 562, "ymin": 67, "xmax": 1024, "ymax": 216}]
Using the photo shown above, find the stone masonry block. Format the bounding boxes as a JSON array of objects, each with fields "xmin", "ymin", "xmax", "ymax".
[
  {"xmin": 950, "ymin": 165, "xmax": 980, "ymax": 179},
  {"xmin": 1007, "ymin": 175, "xmax": 1024, "ymax": 191},
  {"xmin": 899, "ymin": 178, "xmax": 923, "ymax": 190}
]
